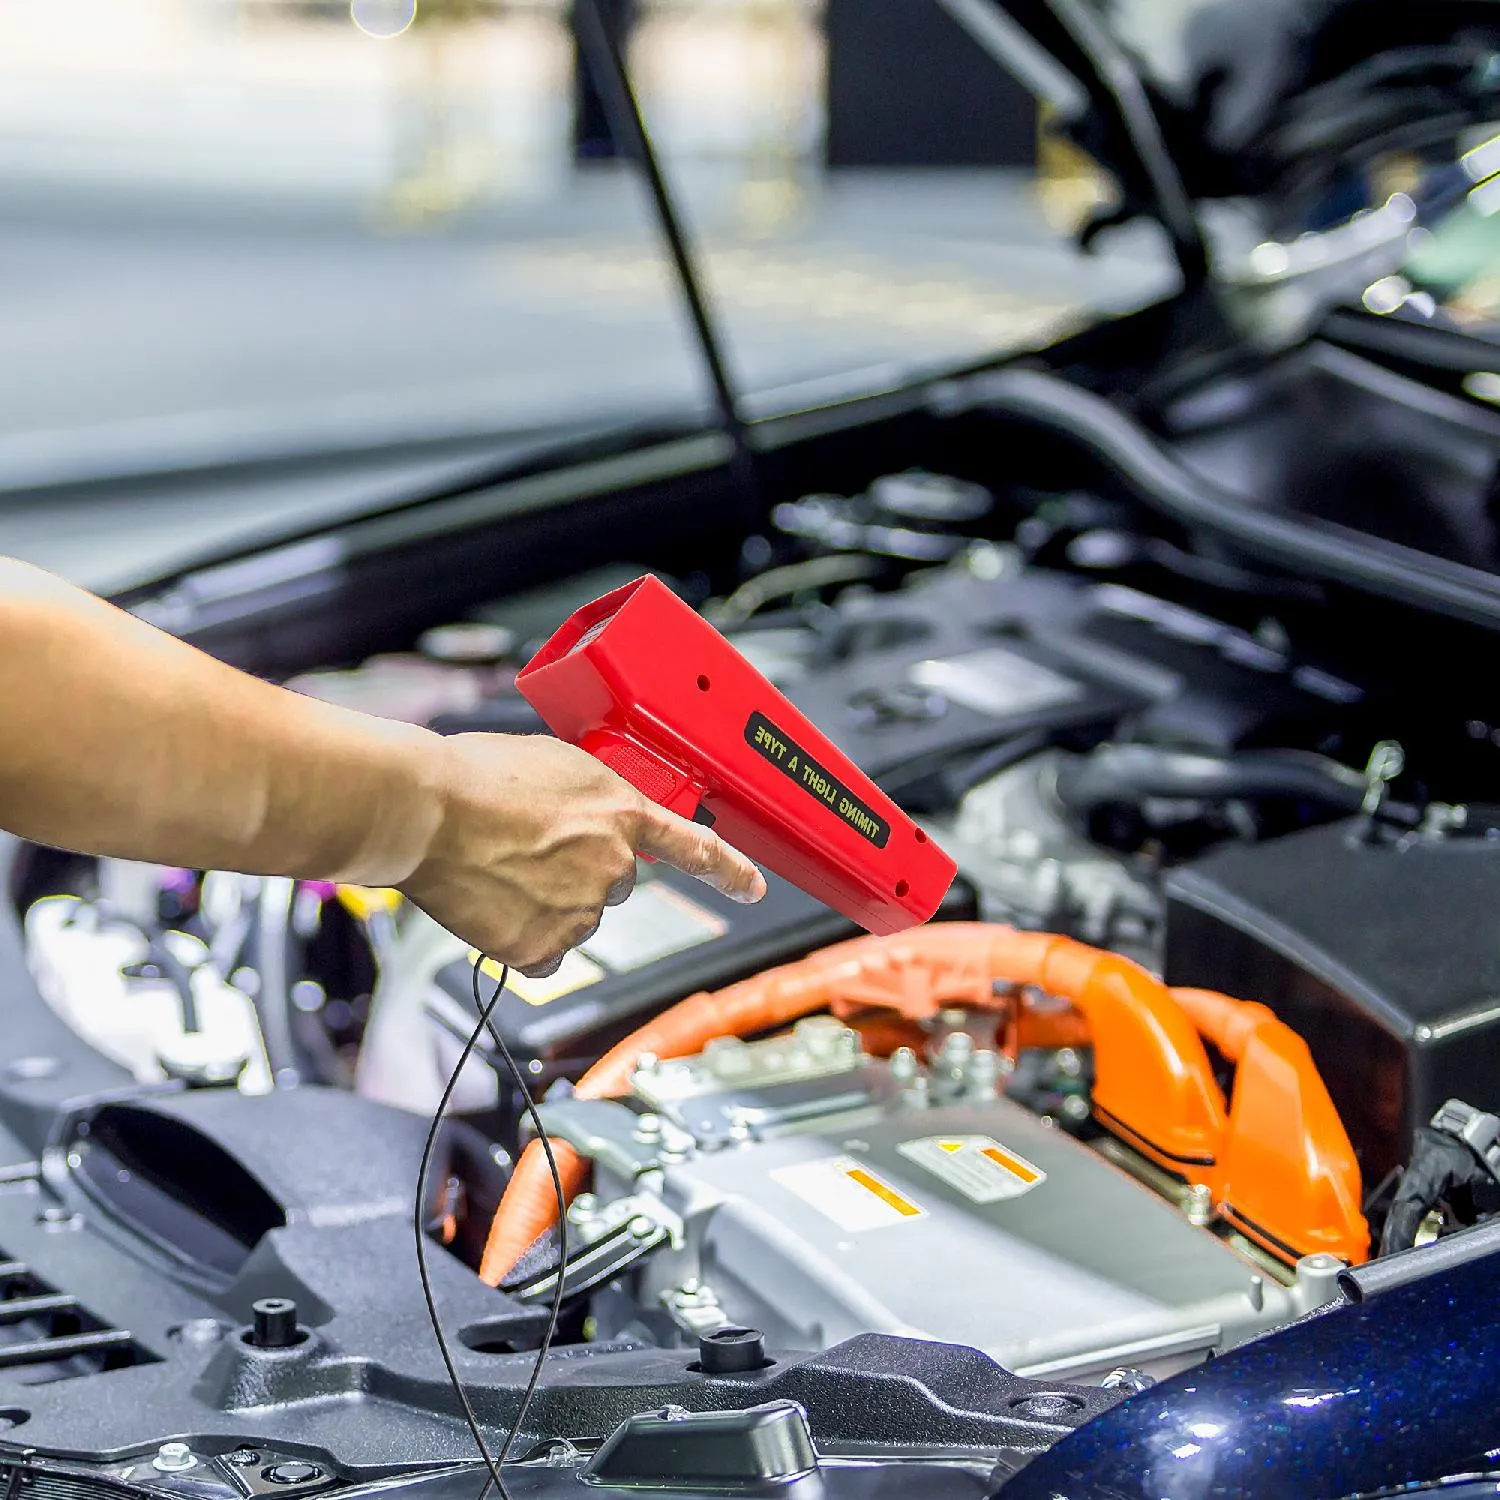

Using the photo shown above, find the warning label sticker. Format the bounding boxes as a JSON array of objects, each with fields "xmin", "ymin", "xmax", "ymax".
[
  {"xmin": 581, "ymin": 879, "xmax": 728, "ymax": 973},
  {"xmin": 770, "ymin": 1156, "xmax": 925, "ymax": 1232},
  {"xmin": 472, "ymin": 949, "xmax": 604, "ymax": 1006},
  {"xmin": 743, "ymin": 711, "xmax": 891, "ymax": 848},
  {"xmin": 897, "ymin": 1135, "xmax": 1048, "ymax": 1203},
  {"xmin": 467, "ymin": 876, "xmax": 725, "ymax": 1005}
]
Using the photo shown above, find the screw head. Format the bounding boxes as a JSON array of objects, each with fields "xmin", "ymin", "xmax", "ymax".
[
  {"xmin": 627, "ymin": 1216, "xmax": 655, "ymax": 1240},
  {"xmin": 262, "ymin": 1462, "xmax": 324, "ymax": 1485},
  {"xmin": 1009, "ymin": 1391, "xmax": 1086, "ymax": 1419},
  {"xmin": 1183, "ymin": 1183, "xmax": 1215, "ymax": 1227}
]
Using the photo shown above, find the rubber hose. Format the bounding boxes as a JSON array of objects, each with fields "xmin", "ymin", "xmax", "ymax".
[
  {"xmin": 147, "ymin": 935, "xmax": 201, "ymax": 1034},
  {"xmin": 954, "ymin": 368, "xmax": 1500, "ymax": 632},
  {"xmin": 1052, "ymin": 743, "xmax": 1404, "ymax": 821}
]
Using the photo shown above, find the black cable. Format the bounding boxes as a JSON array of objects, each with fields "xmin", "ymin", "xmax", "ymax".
[{"xmin": 414, "ymin": 959, "xmax": 570, "ymax": 1500}]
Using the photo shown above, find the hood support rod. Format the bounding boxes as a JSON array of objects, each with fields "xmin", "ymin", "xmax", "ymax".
[{"xmin": 573, "ymin": 0, "xmax": 762, "ymax": 526}]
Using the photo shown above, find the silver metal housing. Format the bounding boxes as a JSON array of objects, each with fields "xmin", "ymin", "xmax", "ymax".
[{"xmin": 558, "ymin": 1020, "xmax": 1340, "ymax": 1383}]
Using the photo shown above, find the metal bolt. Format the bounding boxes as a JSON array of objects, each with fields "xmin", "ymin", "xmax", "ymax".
[
  {"xmin": 889, "ymin": 1047, "xmax": 919, "ymax": 1083},
  {"xmin": 940, "ymin": 1030, "xmax": 975, "ymax": 1063},
  {"xmin": 1247, "ymin": 1275, "xmax": 1265, "ymax": 1312},
  {"xmin": 1055, "ymin": 1048, "xmax": 1082, "ymax": 1079},
  {"xmin": 154, "ymin": 1443, "xmax": 198, "ymax": 1473},
  {"xmin": 634, "ymin": 1052, "xmax": 659, "ymax": 1077},
  {"xmin": 968, "ymin": 1050, "xmax": 1001, "ymax": 1101},
  {"xmin": 627, "ymin": 1216, "xmax": 655, "ymax": 1240},
  {"xmin": 169, "ymin": 1318, "xmax": 226, "ymax": 1347},
  {"xmin": 1184, "ymin": 1183, "xmax": 1214, "ymax": 1227},
  {"xmin": 633, "ymin": 1113, "xmax": 663, "ymax": 1145},
  {"xmin": 1061, "ymin": 1094, "xmax": 1091, "ymax": 1123}
]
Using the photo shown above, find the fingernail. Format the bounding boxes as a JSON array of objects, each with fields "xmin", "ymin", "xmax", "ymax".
[{"xmin": 730, "ymin": 870, "xmax": 768, "ymax": 905}]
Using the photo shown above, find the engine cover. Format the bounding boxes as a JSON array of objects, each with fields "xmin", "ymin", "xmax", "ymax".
[{"xmin": 579, "ymin": 1023, "xmax": 1338, "ymax": 1382}]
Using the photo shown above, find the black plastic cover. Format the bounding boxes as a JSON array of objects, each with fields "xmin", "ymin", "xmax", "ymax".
[
  {"xmin": 781, "ymin": 569, "xmax": 1362, "ymax": 797},
  {"xmin": 584, "ymin": 1401, "xmax": 816, "ymax": 1489},
  {"xmin": 1165, "ymin": 819, "xmax": 1500, "ymax": 1184}
]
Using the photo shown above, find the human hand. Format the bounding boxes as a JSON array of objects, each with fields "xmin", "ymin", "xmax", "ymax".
[{"xmin": 399, "ymin": 733, "xmax": 765, "ymax": 977}]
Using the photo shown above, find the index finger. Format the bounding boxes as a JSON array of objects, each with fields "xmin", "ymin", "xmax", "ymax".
[{"xmin": 634, "ymin": 805, "xmax": 767, "ymax": 905}]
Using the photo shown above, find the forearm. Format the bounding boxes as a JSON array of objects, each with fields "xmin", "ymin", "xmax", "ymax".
[{"xmin": 0, "ymin": 558, "xmax": 447, "ymax": 885}]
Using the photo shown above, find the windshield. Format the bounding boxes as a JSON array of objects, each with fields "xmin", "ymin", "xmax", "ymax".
[{"xmin": 0, "ymin": 0, "xmax": 1172, "ymax": 587}]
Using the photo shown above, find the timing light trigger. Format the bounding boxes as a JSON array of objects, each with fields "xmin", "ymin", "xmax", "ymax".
[{"xmin": 516, "ymin": 575, "xmax": 957, "ymax": 934}]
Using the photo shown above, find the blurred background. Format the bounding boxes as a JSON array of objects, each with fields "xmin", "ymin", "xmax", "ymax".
[{"xmin": 0, "ymin": 0, "xmax": 1178, "ymax": 580}]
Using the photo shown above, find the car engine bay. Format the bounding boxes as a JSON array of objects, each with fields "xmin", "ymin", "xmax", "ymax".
[{"xmin": 8, "ymin": 328, "xmax": 1500, "ymax": 1500}]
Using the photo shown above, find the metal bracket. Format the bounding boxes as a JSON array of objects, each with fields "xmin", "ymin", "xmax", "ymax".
[
  {"xmin": 530, "ymin": 1097, "xmax": 669, "ymax": 1182},
  {"xmin": 511, "ymin": 1195, "xmax": 678, "ymax": 1306}
]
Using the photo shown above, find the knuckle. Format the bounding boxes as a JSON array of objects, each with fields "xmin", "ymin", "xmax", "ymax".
[
  {"xmin": 517, "ymin": 937, "xmax": 559, "ymax": 971},
  {"xmin": 521, "ymin": 955, "xmax": 564, "ymax": 980}
]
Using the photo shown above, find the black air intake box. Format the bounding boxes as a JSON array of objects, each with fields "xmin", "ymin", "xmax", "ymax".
[{"xmin": 1165, "ymin": 820, "xmax": 1500, "ymax": 1186}]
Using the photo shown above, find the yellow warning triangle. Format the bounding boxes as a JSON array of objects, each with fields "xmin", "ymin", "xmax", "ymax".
[{"xmin": 939, "ymin": 1140, "xmax": 964, "ymax": 1153}]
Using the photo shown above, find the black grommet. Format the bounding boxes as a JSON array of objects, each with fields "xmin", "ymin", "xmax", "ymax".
[{"xmin": 697, "ymin": 1325, "xmax": 767, "ymax": 1374}]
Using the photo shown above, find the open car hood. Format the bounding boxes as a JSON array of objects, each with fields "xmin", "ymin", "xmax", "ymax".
[{"xmin": 943, "ymin": 0, "xmax": 1500, "ymax": 260}]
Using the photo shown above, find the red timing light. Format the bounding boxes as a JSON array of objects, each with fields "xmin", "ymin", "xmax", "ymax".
[{"xmin": 516, "ymin": 575, "xmax": 956, "ymax": 934}]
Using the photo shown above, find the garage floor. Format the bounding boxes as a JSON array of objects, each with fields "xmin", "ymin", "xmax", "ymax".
[{"xmin": 0, "ymin": 2, "xmax": 1174, "ymax": 591}]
